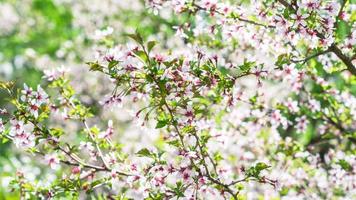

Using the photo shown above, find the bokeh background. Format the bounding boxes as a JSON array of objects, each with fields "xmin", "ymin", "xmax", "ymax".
[{"xmin": 0, "ymin": 0, "xmax": 355, "ymax": 199}]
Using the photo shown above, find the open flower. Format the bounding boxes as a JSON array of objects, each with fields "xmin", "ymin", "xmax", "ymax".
[
  {"xmin": 28, "ymin": 99, "xmax": 40, "ymax": 118},
  {"xmin": 270, "ymin": 110, "xmax": 288, "ymax": 129},
  {"xmin": 34, "ymin": 85, "xmax": 49, "ymax": 105},
  {"xmin": 45, "ymin": 153, "xmax": 60, "ymax": 170},
  {"xmin": 21, "ymin": 83, "xmax": 33, "ymax": 102},
  {"xmin": 9, "ymin": 119, "xmax": 35, "ymax": 149},
  {"xmin": 291, "ymin": 10, "xmax": 309, "ymax": 27},
  {"xmin": 295, "ymin": 116, "xmax": 308, "ymax": 134}
]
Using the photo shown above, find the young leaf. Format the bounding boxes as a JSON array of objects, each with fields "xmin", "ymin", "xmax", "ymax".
[
  {"xmin": 136, "ymin": 148, "xmax": 154, "ymax": 158},
  {"xmin": 147, "ymin": 41, "xmax": 157, "ymax": 53},
  {"xmin": 87, "ymin": 62, "xmax": 104, "ymax": 72},
  {"xmin": 127, "ymin": 31, "xmax": 143, "ymax": 45},
  {"xmin": 155, "ymin": 119, "xmax": 169, "ymax": 129}
]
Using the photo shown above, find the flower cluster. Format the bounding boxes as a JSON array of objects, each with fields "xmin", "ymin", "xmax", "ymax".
[{"xmin": 0, "ymin": 0, "xmax": 355, "ymax": 199}]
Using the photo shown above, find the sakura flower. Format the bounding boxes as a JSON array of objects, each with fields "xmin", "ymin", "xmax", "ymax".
[
  {"xmin": 270, "ymin": 110, "xmax": 288, "ymax": 129},
  {"xmin": 171, "ymin": 0, "xmax": 186, "ymax": 13},
  {"xmin": 104, "ymin": 46, "xmax": 125, "ymax": 62},
  {"xmin": 184, "ymin": 151, "xmax": 198, "ymax": 159},
  {"xmin": 308, "ymin": 99, "xmax": 321, "ymax": 112},
  {"xmin": 285, "ymin": 98, "xmax": 300, "ymax": 113},
  {"xmin": 317, "ymin": 123, "xmax": 328, "ymax": 135},
  {"xmin": 343, "ymin": 36, "xmax": 356, "ymax": 50},
  {"xmin": 154, "ymin": 54, "xmax": 165, "ymax": 63},
  {"xmin": 202, "ymin": 0, "xmax": 218, "ymax": 11},
  {"xmin": 322, "ymin": 16, "xmax": 335, "ymax": 31},
  {"xmin": 283, "ymin": 64, "xmax": 299, "ymax": 81},
  {"xmin": 13, "ymin": 132, "xmax": 35, "ymax": 149},
  {"xmin": 45, "ymin": 154, "xmax": 60, "ymax": 169},
  {"xmin": 43, "ymin": 69, "xmax": 60, "ymax": 81},
  {"xmin": 151, "ymin": 175, "xmax": 165, "ymax": 187},
  {"xmin": 21, "ymin": 84, "xmax": 48, "ymax": 118},
  {"xmin": 44, "ymin": 69, "xmax": 55, "ymax": 81},
  {"xmin": 111, "ymin": 168, "xmax": 121, "ymax": 179},
  {"xmin": 290, "ymin": 10, "xmax": 309, "ymax": 27},
  {"xmin": 179, "ymin": 105, "xmax": 195, "ymax": 124},
  {"xmin": 273, "ymin": 15, "xmax": 289, "ymax": 29},
  {"xmin": 9, "ymin": 118, "xmax": 25, "ymax": 134},
  {"xmin": 9, "ymin": 119, "xmax": 35, "ymax": 149},
  {"xmin": 300, "ymin": 0, "xmax": 319, "ymax": 11},
  {"xmin": 194, "ymin": 119, "xmax": 214, "ymax": 131},
  {"xmin": 295, "ymin": 116, "xmax": 308, "ymax": 134},
  {"xmin": 177, "ymin": 167, "xmax": 194, "ymax": 184},
  {"xmin": 147, "ymin": 0, "xmax": 162, "ymax": 15},
  {"xmin": 21, "ymin": 83, "xmax": 33, "ymax": 102},
  {"xmin": 324, "ymin": 2, "xmax": 340, "ymax": 16},
  {"xmin": 320, "ymin": 36, "xmax": 334, "ymax": 48},
  {"xmin": 104, "ymin": 152, "xmax": 118, "ymax": 166},
  {"xmin": 28, "ymin": 99, "xmax": 40, "ymax": 118}
]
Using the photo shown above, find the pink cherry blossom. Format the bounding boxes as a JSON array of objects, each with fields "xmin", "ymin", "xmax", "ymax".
[
  {"xmin": 45, "ymin": 154, "xmax": 60, "ymax": 169},
  {"xmin": 295, "ymin": 116, "xmax": 308, "ymax": 134}
]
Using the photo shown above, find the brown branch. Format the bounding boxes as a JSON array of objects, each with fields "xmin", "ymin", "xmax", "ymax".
[
  {"xmin": 291, "ymin": 49, "xmax": 331, "ymax": 64},
  {"xmin": 329, "ymin": 45, "xmax": 356, "ymax": 75}
]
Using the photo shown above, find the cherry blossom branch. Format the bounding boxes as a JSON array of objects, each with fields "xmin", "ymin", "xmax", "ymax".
[
  {"xmin": 276, "ymin": 0, "xmax": 356, "ymax": 75},
  {"xmin": 192, "ymin": 3, "xmax": 274, "ymax": 28},
  {"xmin": 82, "ymin": 120, "xmax": 111, "ymax": 170},
  {"xmin": 291, "ymin": 49, "xmax": 331, "ymax": 64},
  {"xmin": 57, "ymin": 145, "xmax": 109, "ymax": 172},
  {"xmin": 329, "ymin": 45, "xmax": 356, "ymax": 75},
  {"xmin": 61, "ymin": 93, "xmax": 112, "ymax": 171},
  {"xmin": 150, "ymin": 72, "xmax": 238, "ymax": 198},
  {"xmin": 133, "ymin": 46, "xmax": 278, "ymax": 199},
  {"xmin": 137, "ymin": 47, "xmax": 240, "ymax": 199}
]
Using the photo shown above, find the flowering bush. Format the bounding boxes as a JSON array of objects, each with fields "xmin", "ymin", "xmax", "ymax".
[{"xmin": 0, "ymin": 0, "xmax": 355, "ymax": 199}]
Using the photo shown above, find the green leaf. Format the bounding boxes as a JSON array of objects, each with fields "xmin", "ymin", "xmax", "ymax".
[
  {"xmin": 300, "ymin": 124, "xmax": 314, "ymax": 145},
  {"xmin": 127, "ymin": 31, "xmax": 143, "ymax": 45},
  {"xmin": 155, "ymin": 119, "xmax": 168, "ymax": 129},
  {"xmin": 337, "ymin": 159, "xmax": 352, "ymax": 171},
  {"xmin": 134, "ymin": 50, "xmax": 148, "ymax": 63},
  {"xmin": 246, "ymin": 162, "xmax": 270, "ymax": 178},
  {"xmin": 171, "ymin": 181, "xmax": 185, "ymax": 198},
  {"xmin": 240, "ymin": 59, "xmax": 255, "ymax": 72},
  {"xmin": 108, "ymin": 60, "xmax": 119, "ymax": 70},
  {"xmin": 275, "ymin": 54, "xmax": 290, "ymax": 69},
  {"xmin": 336, "ymin": 20, "xmax": 350, "ymax": 41},
  {"xmin": 213, "ymin": 152, "xmax": 223, "ymax": 163},
  {"xmin": 147, "ymin": 41, "xmax": 157, "ymax": 52},
  {"xmin": 255, "ymin": 162, "xmax": 270, "ymax": 171},
  {"xmin": 167, "ymin": 139, "xmax": 180, "ymax": 147},
  {"xmin": 136, "ymin": 148, "xmax": 154, "ymax": 158},
  {"xmin": 87, "ymin": 62, "xmax": 103, "ymax": 72},
  {"xmin": 49, "ymin": 128, "xmax": 64, "ymax": 137}
]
